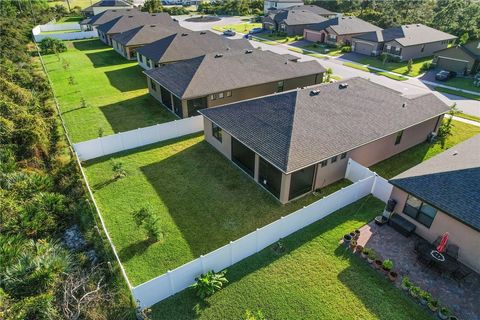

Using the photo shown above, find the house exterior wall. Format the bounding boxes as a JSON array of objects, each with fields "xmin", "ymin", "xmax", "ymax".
[
  {"xmin": 98, "ymin": 30, "xmax": 109, "ymax": 44},
  {"xmin": 384, "ymin": 40, "xmax": 451, "ymax": 61},
  {"xmin": 284, "ymin": 24, "xmax": 311, "ymax": 36},
  {"xmin": 351, "ymin": 39, "xmax": 383, "ymax": 56},
  {"xmin": 433, "ymin": 47, "xmax": 476, "ymax": 74},
  {"xmin": 390, "ymin": 187, "xmax": 480, "ymax": 273},
  {"xmin": 203, "ymin": 118, "xmax": 232, "ymax": 160},
  {"xmin": 303, "ymin": 27, "xmax": 358, "ymax": 45}
]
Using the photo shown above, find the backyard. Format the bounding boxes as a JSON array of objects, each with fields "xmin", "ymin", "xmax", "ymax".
[
  {"xmin": 371, "ymin": 120, "xmax": 480, "ymax": 178},
  {"xmin": 149, "ymin": 197, "xmax": 432, "ymax": 320},
  {"xmin": 43, "ymin": 39, "xmax": 175, "ymax": 142},
  {"xmin": 211, "ymin": 22, "xmax": 261, "ymax": 34},
  {"xmin": 84, "ymin": 134, "xmax": 351, "ymax": 285}
]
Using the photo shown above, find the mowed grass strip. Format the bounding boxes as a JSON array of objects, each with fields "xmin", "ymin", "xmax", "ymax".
[
  {"xmin": 83, "ymin": 134, "xmax": 351, "ymax": 285},
  {"xmin": 43, "ymin": 39, "xmax": 175, "ymax": 142},
  {"xmin": 371, "ymin": 120, "xmax": 480, "ymax": 179},
  {"xmin": 150, "ymin": 197, "xmax": 432, "ymax": 320}
]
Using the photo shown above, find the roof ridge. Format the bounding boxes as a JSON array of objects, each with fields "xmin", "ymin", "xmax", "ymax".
[{"xmin": 284, "ymin": 90, "xmax": 301, "ymax": 172}]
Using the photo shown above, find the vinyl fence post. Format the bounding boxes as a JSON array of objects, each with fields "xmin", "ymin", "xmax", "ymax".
[
  {"xmin": 200, "ymin": 255, "xmax": 206, "ymax": 274},
  {"xmin": 345, "ymin": 159, "xmax": 352, "ymax": 180},
  {"xmin": 98, "ymin": 137, "xmax": 106, "ymax": 158},
  {"xmin": 167, "ymin": 270, "xmax": 174, "ymax": 294},
  {"xmin": 255, "ymin": 228, "xmax": 260, "ymax": 252},
  {"xmin": 371, "ymin": 174, "xmax": 378, "ymax": 196},
  {"xmin": 229, "ymin": 241, "xmax": 234, "ymax": 265}
]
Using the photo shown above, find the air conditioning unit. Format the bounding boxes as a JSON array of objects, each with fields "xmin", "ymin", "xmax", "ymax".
[{"xmin": 427, "ymin": 131, "xmax": 437, "ymax": 143}]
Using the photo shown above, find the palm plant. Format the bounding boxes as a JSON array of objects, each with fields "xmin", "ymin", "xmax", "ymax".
[
  {"xmin": 132, "ymin": 207, "xmax": 161, "ymax": 242},
  {"xmin": 192, "ymin": 270, "xmax": 228, "ymax": 299},
  {"xmin": 111, "ymin": 159, "xmax": 126, "ymax": 180}
]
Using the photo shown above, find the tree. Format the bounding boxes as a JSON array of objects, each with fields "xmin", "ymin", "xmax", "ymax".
[
  {"xmin": 111, "ymin": 159, "xmax": 126, "ymax": 179},
  {"xmin": 325, "ymin": 68, "xmax": 333, "ymax": 82},
  {"xmin": 406, "ymin": 59, "xmax": 413, "ymax": 74},
  {"xmin": 459, "ymin": 32, "xmax": 469, "ymax": 45},
  {"xmin": 437, "ymin": 104, "xmax": 461, "ymax": 148},
  {"xmin": 132, "ymin": 207, "xmax": 161, "ymax": 241},
  {"xmin": 39, "ymin": 37, "xmax": 67, "ymax": 54},
  {"xmin": 141, "ymin": 0, "xmax": 164, "ymax": 13}
]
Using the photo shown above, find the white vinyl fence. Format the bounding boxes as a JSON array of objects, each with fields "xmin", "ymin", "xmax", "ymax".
[
  {"xmin": 132, "ymin": 159, "xmax": 394, "ymax": 309},
  {"xmin": 73, "ymin": 116, "xmax": 204, "ymax": 161},
  {"xmin": 32, "ymin": 23, "xmax": 98, "ymax": 42}
]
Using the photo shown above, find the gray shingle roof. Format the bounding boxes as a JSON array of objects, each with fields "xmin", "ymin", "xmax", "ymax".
[
  {"xmin": 82, "ymin": 0, "xmax": 132, "ymax": 13},
  {"xmin": 354, "ymin": 24, "xmax": 456, "ymax": 46},
  {"xmin": 112, "ymin": 24, "xmax": 188, "ymax": 46},
  {"xmin": 136, "ymin": 31, "xmax": 253, "ymax": 64},
  {"xmin": 390, "ymin": 134, "xmax": 480, "ymax": 231},
  {"xmin": 285, "ymin": 5, "xmax": 335, "ymax": 16},
  {"xmin": 80, "ymin": 8, "xmax": 141, "ymax": 26},
  {"xmin": 200, "ymin": 77, "xmax": 450, "ymax": 173},
  {"xmin": 145, "ymin": 49, "xmax": 324, "ymax": 99},
  {"xmin": 96, "ymin": 12, "xmax": 175, "ymax": 35},
  {"xmin": 267, "ymin": 5, "xmax": 332, "ymax": 26},
  {"xmin": 306, "ymin": 16, "xmax": 382, "ymax": 35}
]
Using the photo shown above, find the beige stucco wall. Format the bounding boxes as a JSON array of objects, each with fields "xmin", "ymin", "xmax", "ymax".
[
  {"xmin": 314, "ymin": 154, "xmax": 349, "ymax": 189},
  {"xmin": 385, "ymin": 40, "xmax": 451, "ymax": 61},
  {"xmin": 390, "ymin": 187, "xmax": 480, "ymax": 273},
  {"xmin": 304, "ymin": 27, "xmax": 364, "ymax": 45},
  {"xmin": 203, "ymin": 118, "xmax": 232, "ymax": 160}
]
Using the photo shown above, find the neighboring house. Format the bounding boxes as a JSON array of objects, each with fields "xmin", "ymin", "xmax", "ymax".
[
  {"xmin": 389, "ymin": 134, "xmax": 480, "ymax": 273},
  {"xmin": 144, "ymin": 49, "xmax": 326, "ymax": 118},
  {"xmin": 262, "ymin": 5, "xmax": 335, "ymax": 36},
  {"xmin": 96, "ymin": 12, "xmax": 176, "ymax": 46},
  {"xmin": 111, "ymin": 24, "xmax": 189, "ymax": 60},
  {"xmin": 82, "ymin": 0, "xmax": 133, "ymax": 17},
  {"xmin": 303, "ymin": 16, "xmax": 382, "ymax": 46},
  {"xmin": 199, "ymin": 77, "xmax": 449, "ymax": 204},
  {"xmin": 433, "ymin": 40, "xmax": 480, "ymax": 75},
  {"xmin": 80, "ymin": 8, "xmax": 141, "ymax": 31},
  {"xmin": 264, "ymin": 0, "xmax": 303, "ymax": 14},
  {"xmin": 136, "ymin": 30, "xmax": 253, "ymax": 69},
  {"xmin": 352, "ymin": 24, "xmax": 457, "ymax": 61}
]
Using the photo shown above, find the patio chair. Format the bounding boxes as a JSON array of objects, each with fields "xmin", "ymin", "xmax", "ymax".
[{"xmin": 446, "ymin": 244, "xmax": 459, "ymax": 260}]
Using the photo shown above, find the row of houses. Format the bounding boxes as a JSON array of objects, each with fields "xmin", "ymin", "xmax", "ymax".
[{"xmin": 81, "ymin": 6, "xmax": 479, "ymax": 273}]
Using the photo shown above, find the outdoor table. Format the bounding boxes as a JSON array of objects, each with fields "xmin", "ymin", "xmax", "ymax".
[{"xmin": 430, "ymin": 250, "xmax": 445, "ymax": 261}]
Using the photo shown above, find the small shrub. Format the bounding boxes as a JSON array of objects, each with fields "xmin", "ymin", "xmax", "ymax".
[
  {"xmin": 39, "ymin": 38, "xmax": 67, "ymax": 54},
  {"xmin": 97, "ymin": 127, "xmax": 104, "ymax": 137},
  {"xmin": 382, "ymin": 259, "xmax": 394, "ymax": 271},
  {"xmin": 80, "ymin": 97, "xmax": 88, "ymax": 108},
  {"xmin": 362, "ymin": 247, "xmax": 371, "ymax": 255},
  {"xmin": 341, "ymin": 45, "xmax": 352, "ymax": 53},
  {"xmin": 367, "ymin": 249, "xmax": 377, "ymax": 260},
  {"xmin": 132, "ymin": 207, "xmax": 161, "ymax": 241},
  {"xmin": 111, "ymin": 159, "xmax": 126, "ymax": 179},
  {"xmin": 406, "ymin": 59, "xmax": 413, "ymax": 73},
  {"xmin": 420, "ymin": 62, "xmax": 432, "ymax": 71},
  {"xmin": 192, "ymin": 270, "xmax": 228, "ymax": 299},
  {"xmin": 401, "ymin": 276, "xmax": 411, "ymax": 289},
  {"xmin": 419, "ymin": 290, "xmax": 431, "ymax": 302}
]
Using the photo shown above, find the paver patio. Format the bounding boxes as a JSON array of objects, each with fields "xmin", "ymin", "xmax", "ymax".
[{"xmin": 357, "ymin": 221, "xmax": 480, "ymax": 320}]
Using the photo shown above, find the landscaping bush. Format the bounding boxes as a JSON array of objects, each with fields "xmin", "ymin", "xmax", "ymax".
[
  {"xmin": 165, "ymin": 6, "xmax": 190, "ymax": 15},
  {"xmin": 39, "ymin": 38, "xmax": 67, "ymax": 54},
  {"xmin": 132, "ymin": 207, "xmax": 162, "ymax": 242},
  {"xmin": 341, "ymin": 45, "xmax": 352, "ymax": 53},
  {"xmin": 111, "ymin": 159, "xmax": 126, "ymax": 179},
  {"xmin": 420, "ymin": 61, "xmax": 433, "ymax": 71},
  {"xmin": 192, "ymin": 270, "xmax": 228, "ymax": 299}
]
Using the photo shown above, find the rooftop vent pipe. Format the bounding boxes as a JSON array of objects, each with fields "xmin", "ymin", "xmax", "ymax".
[
  {"xmin": 310, "ymin": 90, "xmax": 320, "ymax": 96},
  {"xmin": 200, "ymin": 31, "xmax": 206, "ymax": 34},
  {"xmin": 181, "ymin": 33, "xmax": 188, "ymax": 36},
  {"xmin": 245, "ymin": 49, "xmax": 253, "ymax": 54},
  {"xmin": 214, "ymin": 53, "xmax": 223, "ymax": 58},
  {"xmin": 339, "ymin": 83, "xmax": 348, "ymax": 89},
  {"xmin": 402, "ymin": 102, "xmax": 407, "ymax": 108}
]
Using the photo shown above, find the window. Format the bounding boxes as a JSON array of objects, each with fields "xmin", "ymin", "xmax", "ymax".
[
  {"xmin": 289, "ymin": 165, "xmax": 315, "ymax": 200},
  {"xmin": 218, "ymin": 92, "xmax": 224, "ymax": 99},
  {"xmin": 320, "ymin": 160, "xmax": 328, "ymax": 167},
  {"xmin": 212, "ymin": 123, "xmax": 222, "ymax": 142},
  {"xmin": 395, "ymin": 130, "xmax": 404, "ymax": 145},
  {"xmin": 226, "ymin": 91, "xmax": 232, "ymax": 97},
  {"xmin": 277, "ymin": 80, "xmax": 284, "ymax": 92},
  {"xmin": 150, "ymin": 79, "xmax": 157, "ymax": 91},
  {"xmin": 420, "ymin": 44, "xmax": 425, "ymax": 52},
  {"xmin": 403, "ymin": 195, "xmax": 437, "ymax": 228},
  {"xmin": 210, "ymin": 94, "xmax": 216, "ymax": 100},
  {"xmin": 148, "ymin": 59, "xmax": 152, "ymax": 68},
  {"xmin": 340, "ymin": 152, "xmax": 347, "ymax": 159},
  {"xmin": 331, "ymin": 156, "xmax": 337, "ymax": 163}
]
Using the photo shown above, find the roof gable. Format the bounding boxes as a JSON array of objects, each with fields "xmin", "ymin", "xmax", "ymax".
[
  {"xmin": 112, "ymin": 24, "xmax": 187, "ymax": 46},
  {"xmin": 97, "ymin": 12, "xmax": 174, "ymax": 35},
  {"xmin": 307, "ymin": 16, "xmax": 381, "ymax": 35}
]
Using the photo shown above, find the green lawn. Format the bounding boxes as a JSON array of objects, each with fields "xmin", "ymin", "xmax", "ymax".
[
  {"xmin": 83, "ymin": 134, "xmax": 351, "ymax": 285},
  {"xmin": 149, "ymin": 196, "xmax": 432, "ymax": 320},
  {"xmin": 212, "ymin": 23, "xmax": 262, "ymax": 34},
  {"xmin": 440, "ymin": 77, "xmax": 480, "ymax": 93},
  {"xmin": 302, "ymin": 43, "xmax": 343, "ymax": 56},
  {"xmin": 355, "ymin": 55, "xmax": 432, "ymax": 77},
  {"xmin": 43, "ymin": 39, "xmax": 175, "ymax": 142},
  {"xmin": 371, "ymin": 120, "xmax": 480, "ymax": 179},
  {"xmin": 434, "ymin": 86, "xmax": 480, "ymax": 100},
  {"xmin": 48, "ymin": 0, "xmax": 92, "ymax": 9},
  {"xmin": 56, "ymin": 16, "xmax": 83, "ymax": 23},
  {"xmin": 254, "ymin": 32, "xmax": 303, "ymax": 44},
  {"xmin": 455, "ymin": 113, "xmax": 480, "ymax": 123},
  {"xmin": 343, "ymin": 62, "xmax": 408, "ymax": 81}
]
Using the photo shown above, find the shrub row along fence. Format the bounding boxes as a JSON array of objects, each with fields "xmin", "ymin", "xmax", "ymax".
[
  {"xmin": 32, "ymin": 23, "xmax": 98, "ymax": 42},
  {"xmin": 132, "ymin": 159, "xmax": 394, "ymax": 309},
  {"xmin": 73, "ymin": 116, "xmax": 204, "ymax": 161}
]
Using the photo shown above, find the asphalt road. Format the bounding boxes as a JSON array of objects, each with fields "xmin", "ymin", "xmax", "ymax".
[{"xmin": 178, "ymin": 16, "xmax": 480, "ymax": 117}]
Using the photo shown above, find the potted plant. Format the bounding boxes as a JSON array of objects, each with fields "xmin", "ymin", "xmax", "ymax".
[
  {"xmin": 374, "ymin": 259, "xmax": 383, "ymax": 270},
  {"xmin": 427, "ymin": 299, "xmax": 439, "ymax": 312},
  {"xmin": 343, "ymin": 234, "xmax": 352, "ymax": 246},
  {"xmin": 438, "ymin": 307, "xmax": 450, "ymax": 320},
  {"xmin": 356, "ymin": 244, "xmax": 363, "ymax": 254},
  {"xmin": 349, "ymin": 239, "xmax": 357, "ymax": 250},
  {"xmin": 349, "ymin": 232, "xmax": 356, "ymax": 239},
  {"xmin": 361, "ymin": 247, "xmax": 370, "ymax": 259},
  {"xmin": 409, "ymin": 286, "xmax": 421, "ymax": 299},
  {"xmin": 388, "ymin": 271, "xmax": 398, "ymax": 282},
  {"xmin": 382, "ymin": 259, "xmax": 394, "ymax": 274},
  {"xmin": 354, "ymin": 229, "xmax": 360, "ymax": 240},
  {"xmin": 367, "ymin": 250, "xmax": 377, "ymax": 264},
  {"xmin": 401, "ymin": 276, "xmax": 411, "ymax": 291},
  {"xmin": 419, "ymin": 290, "xmax": 431, "ymax": 305}
]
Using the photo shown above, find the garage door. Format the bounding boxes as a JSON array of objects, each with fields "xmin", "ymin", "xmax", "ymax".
[
  {"xmin": 436, "ymin": 57, "xmax": 468, "ymax": 73},
  {"xmin": 354, "ymin": 42, "xmax": 373, "ymax": 55}
]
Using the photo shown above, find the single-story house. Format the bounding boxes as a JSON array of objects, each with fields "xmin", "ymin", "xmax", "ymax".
[
  {"xmin": 111, "ymin": 24, "xmax": 189, "ymax": 60},
  {"xmin": 303, "ymin": 16, "xmax": 382, "ymax": 46},
  {"xmin": 262, "ymin": 6, "xmax": 330, "ymax": 36},
  {"xmin": 264, "ymin": 0, "xmax": 304, "ymax": 14},
  {"xmin": 389, "ymin": 134, "xmax": 480, "ymax": 273},
  {"xmin": 136, "ymin": 30, "xmax": 253, "ymax": 69},
  {"xmin": 351, "ymin": 24, "xmax": 457, "ymax": 61},
  {"xmin": 433, "ymin": 40, "xmax": 480, "ymax": 75},
  {"xmin": 144, "ymin": 49, "xmax": 326, "ymax": 118},
  {"xmin": 262, "ymin": 5, "xmax": 336, "ymax": 35},
  {"xmin": 81, "ymin": 0, "xmax": 133, "ymax": 18},
  {"xmin": 80, "ymin": 8, "xmax": 141, "ymax": 31},
  {"xmin": 96, "ymin": 12, "xmax": 176, "ymax": 46},
  {"xmin": 199, "ymin": 77, "xmax": 449, "ymax": 204}
]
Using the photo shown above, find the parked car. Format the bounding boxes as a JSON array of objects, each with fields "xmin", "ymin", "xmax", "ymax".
[
  {"xmin": 435, "ymin": 70, "xmax": 457, "ymax": 81},
  {"xmin": 223, "ymin": 29, "xmax": 236, "ymax": 36},
  {"xmin": 249, "ymin": 28, "xmax": 263, "ymax": 34}
]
